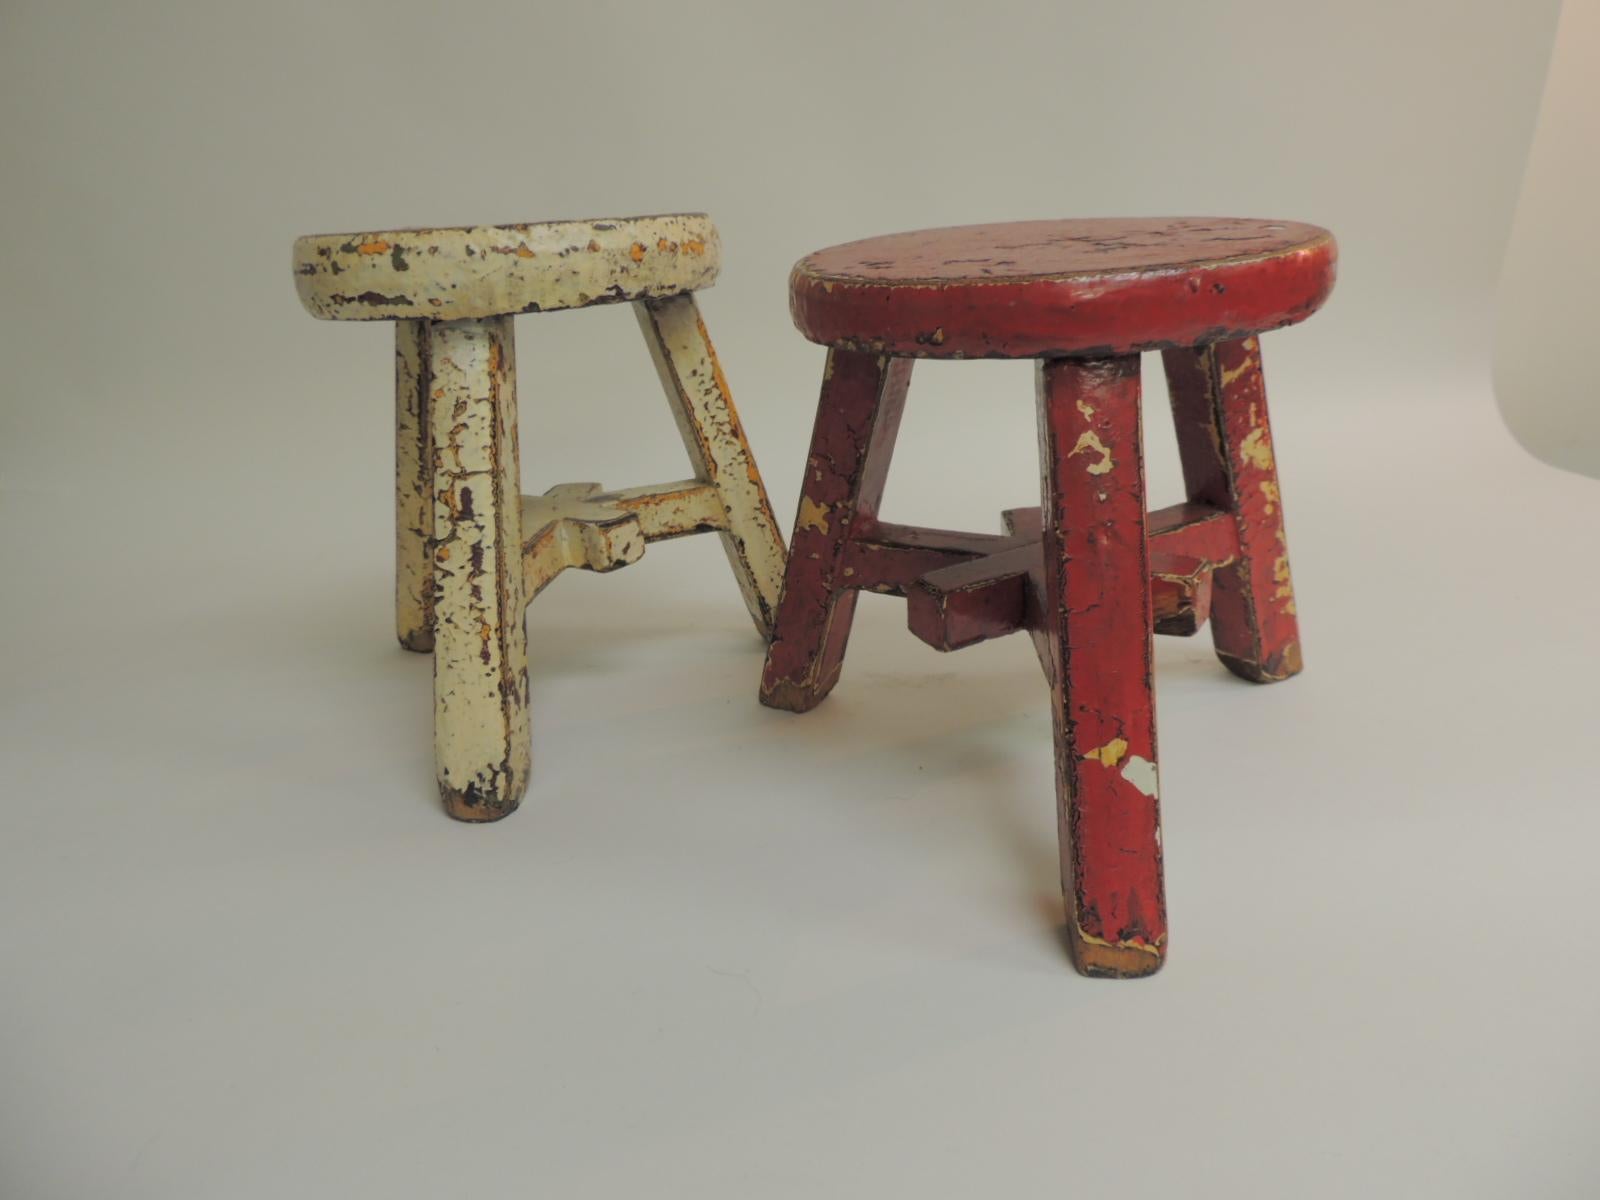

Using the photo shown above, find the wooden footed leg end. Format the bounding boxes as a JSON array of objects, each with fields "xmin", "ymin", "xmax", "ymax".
[
  {"xmin": 439, "ymin": 777, "xmax": 524, "ymax": 823},
  {"xmin": 761, "ymin": 591, "xmax": 861, "ymax": 713},
  {"xmin": 1069, "ymin": 932, "xmax": 1168, "ymax": 979},
  {"xmin": 1217, "ymin": 639, "xmax": 1302, "ymax": 684}
]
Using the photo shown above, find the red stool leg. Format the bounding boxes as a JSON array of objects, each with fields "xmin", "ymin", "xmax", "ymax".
[
  {"xmin": 1162, "ymin": 336, "xmax": 1302, "ymax": 682},
  {"xmin": 1037, "ymin": 356, "xmax": 1166, "ymax": 978},
  {"xmin": 761, "ymin": 350, "xmax": 912, "ymax": 712}
]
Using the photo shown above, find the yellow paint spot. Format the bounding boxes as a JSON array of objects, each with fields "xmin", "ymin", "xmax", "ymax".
[
  {"xmin": 657, "ymin": 238, "xmax": 678, "ymax": 252},
  {"xmin": 1259, "ymin": 480, "xmax": 1280, "ymax": 514},
  {"xmin": 515, "ymin": 244, "xmax": 534, "ymax": 258},
  {"xmin": 1272, "ymin": 555, "xmax": 1295, "ymax": 612},
  {"xmin": 683, "ymin": 239, "xmax": 706, "ymax": 255},
  {"xmin": 587, "ymin": 239, "xmax": 602, "ymax": 252},
  {"xmin": 1076, "ymin": 397, "xmax": 1095, "ymax": 419},
  {"xmin": 1070, "ymin": 430, "xmax": 1114, "ymax": 475},
  {"xmin": 629, "ymin": 242, "xmax": 647, "ymax": 263},
  {"xmin": 1239, "ymin": 425, "xmax": 1274, "ymax": 470},
  {"xmin": 357, "ymin": 240, "xmax": 389, "ymax": 255},
  {"xmin": 930, "ymin": 327, "xmax": 945, "ymax": 345},
  {"xmin": 797, "ymin": 496, "xmax": 830, "ymax": 534},
  {"xmin": 1220, "ymin": 350, "xmax": 1257, "ymax": 388},
  {"xmin": 435, "ymin": 546, "xmax": 450, "ymax": 562},
  {"xmin": 479, "ymin": 621, "xmax": 493, "ymax": 645},
  {"xmin": 1082, "ymin": 737, "xmax": 1129, "ymax": 767}
]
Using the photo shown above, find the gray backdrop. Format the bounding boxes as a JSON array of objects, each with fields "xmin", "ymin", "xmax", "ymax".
[{"xmin": 4, "ymin": 4, "xmax": 1591, "ymax": 1198}]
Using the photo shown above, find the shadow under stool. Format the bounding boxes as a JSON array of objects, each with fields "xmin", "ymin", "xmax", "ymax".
[
  {"xmin": 760, "ymin": 217, "xmax": 1337, "ymax": 977},
  {"xmin": 294, "ymin": 213, "xmax": 787, "ymax": 822}
]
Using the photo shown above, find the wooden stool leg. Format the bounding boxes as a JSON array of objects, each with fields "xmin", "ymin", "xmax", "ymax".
[
  {"xmin": 1037, "ymin": 356, "xmax": 1166, "ymax": 977},
  {"xmin": 760, "ymin": 350, "xmax": 912, "ymax": 712},
  {"xmin": 636, "ymin": 294, "xmax": 788, "ymax": 637},
  {"xmin": 395, "ymin": 320, "xmax": 435, "ymax": 652},
  {"xmin": 428, "ymin": 316, "xmax": 530, "ymax": 821},
  {"xmin": 1162, "ymin": 336, "xmax": 1302, "ymax": 682}
]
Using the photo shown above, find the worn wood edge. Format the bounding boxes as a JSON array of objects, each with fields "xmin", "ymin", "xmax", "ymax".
[
  {"xmin": 1068, "ymin": 926, "xmax": 1168, "ymax": 978},
  {"xmin": 294, "ymin": 214, "xmax": 721, "ymax": 322},
  {"xmin": 793, "ymin": 228, "xmax": 1336, "ymax": 288}
]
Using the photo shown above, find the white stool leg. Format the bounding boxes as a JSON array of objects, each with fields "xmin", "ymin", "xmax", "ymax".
[
  {"xmin": 428, "ymin": 316, "xmax": 530, "ymax": 821},
  {"xmin": 637, "ymin": 294, "xmax": 787, "ymax": 638},
  {"xmin": 395, "ymin": 320, "xmax": 435, "ymax": 652}
]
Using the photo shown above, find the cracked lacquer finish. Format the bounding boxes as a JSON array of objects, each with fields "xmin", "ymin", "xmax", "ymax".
[
  {"xmin": 294, "ymin": 214, "xmax": 720, "ymax": 322},
  {"xmin": 637, "ymin": 294, "xmax": 786, "ymax": 636},
  {"xmin": 763, "ymin": 216, "xmax": 1334, "ymax": 976},
  {"xmin": 1037, "ymin": 357, "xmax": 1164, "ymax": 976},
  {"xmin": 395, "ymin": 321, "xmax": 434, "ymax": 652},
  {"xmin": 791, "ymin": 217, "xmax": 1334, "ymax": 359},
  {"xmin": 1163, "ymin": 337, "xmax": 1301, "ymax": 681},
  {"xmin": 760, "ymin": 350, "xmax": 912, "ymax": 710},
  {"xmin": 429, "ymin": 317, "xmax": 530, "ymax": 821},
  {"xmin": 293, "ymin": 213, "xmax": 787, "ymax": 821}
]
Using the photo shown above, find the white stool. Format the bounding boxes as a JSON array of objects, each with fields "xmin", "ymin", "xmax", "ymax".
[{"xmin": 294, "ymin": 213, "xmax": 787, "ymax": 820}]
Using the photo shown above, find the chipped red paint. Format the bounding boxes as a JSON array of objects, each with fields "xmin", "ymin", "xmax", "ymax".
[
  {"xmin": 1163, "ymin": 337, "xmax": 1302, "ymax": 681},
  {"xmin": 760, "ymin": 350, "xmax": 912, "ymax": 711},
  {"xmin": 763, "ymin": 218, "xmax": 1331, "ymax": 977},
  {"xmin": 791, "ymin": 218, "xmax": 1335, "ymax": 359},
  {"xmin": 1036, "ymin": 357, "xmax": 1165, "ymax": 976}
]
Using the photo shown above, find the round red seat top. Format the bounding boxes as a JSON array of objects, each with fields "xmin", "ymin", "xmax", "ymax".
[{"xmin": 789, "ymin": 217, "xmax": 1335, "ymax": 359}]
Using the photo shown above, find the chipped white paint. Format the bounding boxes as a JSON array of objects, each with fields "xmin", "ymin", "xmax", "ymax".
[
  {"xmin": 428, "ymin": 316, "xmax": 530, "ymax": 821},
  {"xmin": 1121, "ymin": 755, "xmax": 1160, "ymax": 799},
  {"xmin": 294, "ymin": 214, "xmax": 721, "ymax": 323},
  {"xmin": 637, "ymin": 293, "xmax": 787, "ymax": 636},
  {"xmin": 601, "ymin": 479, "xmax": 727, "ymax": 539},
  {"xmin": 294, "ymin": 213, "xmax": 789, "ymax": 819},
  {"xmin": 395, "ymin": 320, "xmax": 434, "ymax": 652}
]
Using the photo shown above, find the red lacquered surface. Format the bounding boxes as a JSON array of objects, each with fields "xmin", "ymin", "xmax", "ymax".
[{"xmin": 790, "ymin": 217, "xmax": 1335, "ymax": 359}]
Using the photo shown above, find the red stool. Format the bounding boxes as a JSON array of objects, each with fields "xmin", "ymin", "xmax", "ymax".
[{"xmin": 761, "ymin": 218, "xmax": 1336, "ymax": 977}]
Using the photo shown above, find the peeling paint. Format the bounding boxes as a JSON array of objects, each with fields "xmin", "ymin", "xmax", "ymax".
[
  {"xmin": 1238, "ymin": 424, "xmax": 1275, "ymax": 470},
  {"xmin": 427, "ymin": 315, "xmax": 530, "ymax": 821},
  {"xmin": 294, "ymin": 214, "xmax": 723, "ymax": 323},
  {"xmin": 1121, "ymin": 755, "xmax": 1159, "ymax": 798},
  {"xmin": 1069, "ymin": 430, "xmax": 1115, "ymax": 475},
  {"xmin": 1082, "ymin": 737, "xmax": 1129, "ymax": 767},
  {"xmin": 797, "ymin": 496, "xmax": 831, "ymax": 534}
]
